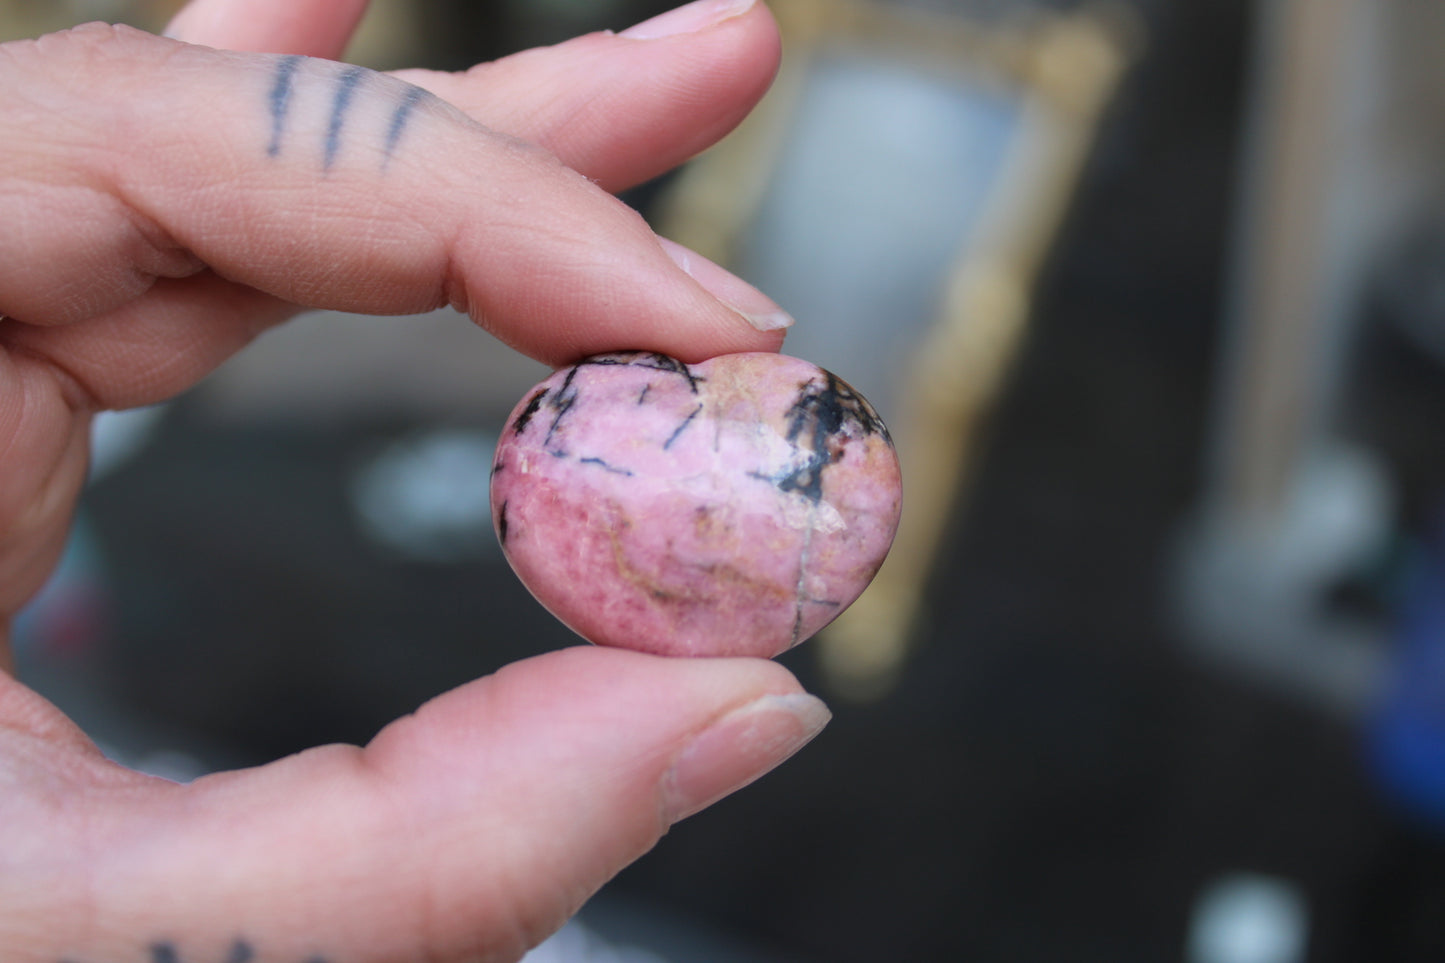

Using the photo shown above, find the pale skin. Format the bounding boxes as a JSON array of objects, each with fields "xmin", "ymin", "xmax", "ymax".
[{"xmin": 0, "ymin": 1, "xmax": 832, "ymax": 960}]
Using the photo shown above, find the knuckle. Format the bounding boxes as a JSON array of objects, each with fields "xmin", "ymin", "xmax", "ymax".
[{"xmin": 37, "ymin": 20, "xmax": 151, "ymax": 60}]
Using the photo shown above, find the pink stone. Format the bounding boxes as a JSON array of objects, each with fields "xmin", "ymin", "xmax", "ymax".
[{"xmin": 490, "ymin": 352, "xmax": 902, "ymax": 659}]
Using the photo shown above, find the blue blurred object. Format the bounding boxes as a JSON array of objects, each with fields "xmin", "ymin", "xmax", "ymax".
[{"xmin": 1368, "ymin": 504, "xmax": 1445, "ymax": 833}]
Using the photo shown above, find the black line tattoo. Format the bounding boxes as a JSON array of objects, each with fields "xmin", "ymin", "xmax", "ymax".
[
  {"xmin": 384, "ymin": 85, "xmax": 427, "ymax": 164},
  {"xmin": 224, "ymin": 941, "xmax": 256, "ymax": 963},
  {"xmin": 152, "ymin": 940, "xmax": 258, "ymax": 963},
  {"xmin": 267, "ymin": 55, "xmax": 303, "ymax": 157},
  {"xmin": 324, "ymin": 65, "xmax": 368, "ymax": 171},
  {"xmin": 59, "ymin": 937, "xmax": 327, "ymax": 963}
]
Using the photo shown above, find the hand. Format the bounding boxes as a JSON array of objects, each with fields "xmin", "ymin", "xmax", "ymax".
[{"xmin": 0, "ymin": 2, "xmax": 829, "ymax": 960}]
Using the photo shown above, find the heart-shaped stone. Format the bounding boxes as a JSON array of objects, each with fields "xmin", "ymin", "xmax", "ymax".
[{"xmin": 491, "ymin": 351, "xmax": 902, "ymax": 658}]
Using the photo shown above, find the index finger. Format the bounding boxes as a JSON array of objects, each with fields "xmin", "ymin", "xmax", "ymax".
[{"xmin": 0, "ymin": 26, "xmax": 785, "ymax": 376}]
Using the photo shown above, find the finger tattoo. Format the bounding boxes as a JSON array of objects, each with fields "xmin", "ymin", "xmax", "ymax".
[
  {"xmin": 266, "ymin": 55, "xmax": 303, "ymax": 158},
  {"xmin": 323, "ymin": 65, "xmax": 367, "ymax": 171},
  {"xmin": 58, "ymin": 937, "xmax": 331, "ymax": 963},
  {"xmin": 383, "ymin": 85, "xmax": 428, "ymax": 169},
  {"xmin": 264, "ymin": 56, "xmax": 433, "ymax": 171}
]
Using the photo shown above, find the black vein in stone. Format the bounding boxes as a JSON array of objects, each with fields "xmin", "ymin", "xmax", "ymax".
[
  {"xmin": 578, "ymin": 352, "xmax": 702, "ymax": 393},
  {"xmin": 579, "ymin": 456, "xmax": 634, "ymax": 476},
  {"xmin": 634, "ymin": 353, "xmax": 702, "ymax": 393},
  {"xmin": 775, "ymin": 371, "xmax": 889, "ymax": 503},
  {"xmin": 663, "ymin": 403, "xmax": 704, "ymax": 450},
  {"xmin": 542, "ymin": 368, "xmax": 581, "ymax": 454},
  {"xmin": 512, "ymin": 388, "xmax": 549, "ymax": 435}
]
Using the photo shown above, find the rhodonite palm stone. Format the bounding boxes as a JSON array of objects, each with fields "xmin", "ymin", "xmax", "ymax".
[{"xmin": 491, "ymin": 351, "xmax": 902, "ymax": 658}]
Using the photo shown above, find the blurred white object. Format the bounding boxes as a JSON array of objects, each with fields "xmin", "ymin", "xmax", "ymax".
[
  {"xmin": 1186, "ymin": 873, "xmax": 1309, "ymax": 963},
  {"xmin": 349, "ymin": 428, "xmax": 500, "ymax": 563},
  {"xmin": 1175, "ymin": 443, "xmax": 1392, "ymax": 714},
  {"xmin": 1175, "ymin": 0, "xmax": 1396, "ymax": 713},
  {"xmin": 90, "ymin": 405, "xmax": 166, "ymax": 480},
  {"xmin": 522, "ymin": 920, "xmax": 667, "ymax": 963},
  {"xmin": 99, "ymin": 743, "xmax": 208, "ymax": 785}
]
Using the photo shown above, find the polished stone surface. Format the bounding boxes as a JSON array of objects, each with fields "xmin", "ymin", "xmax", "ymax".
[{"xmin": 490, "ymin": 351, "xmax": 902, "ymax": 658}]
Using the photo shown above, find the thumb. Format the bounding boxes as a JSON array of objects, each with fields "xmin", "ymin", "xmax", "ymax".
[
  {"xmin": 13, "ymin": 648, "xmax": 828, "ymax": 963},
  {"xmin": 0, "ymin": 26, "xmax": 786, "ymax": 409}
]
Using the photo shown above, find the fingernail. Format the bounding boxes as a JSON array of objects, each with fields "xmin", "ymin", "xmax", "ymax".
[
  {"xmin": 660, "ymin": 238, "xmax": 794, "ymax": 332},
  {"xmin": 663, "ymin": 693, "xmax": 831, "ymax": 823},
  {"xmin": 621, "ymin": 0, "xmax": 756, "ymax": 40}
]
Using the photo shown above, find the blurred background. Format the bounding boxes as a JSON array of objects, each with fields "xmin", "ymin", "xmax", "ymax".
[{"xmin": 5, "ymin": 0, "xmax": 1445, "ymax": 960}]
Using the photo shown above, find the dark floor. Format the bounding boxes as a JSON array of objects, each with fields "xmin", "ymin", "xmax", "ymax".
[{"xmin": 32, "ymin": 0, "xmax": 1445, "ymax": 960}]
